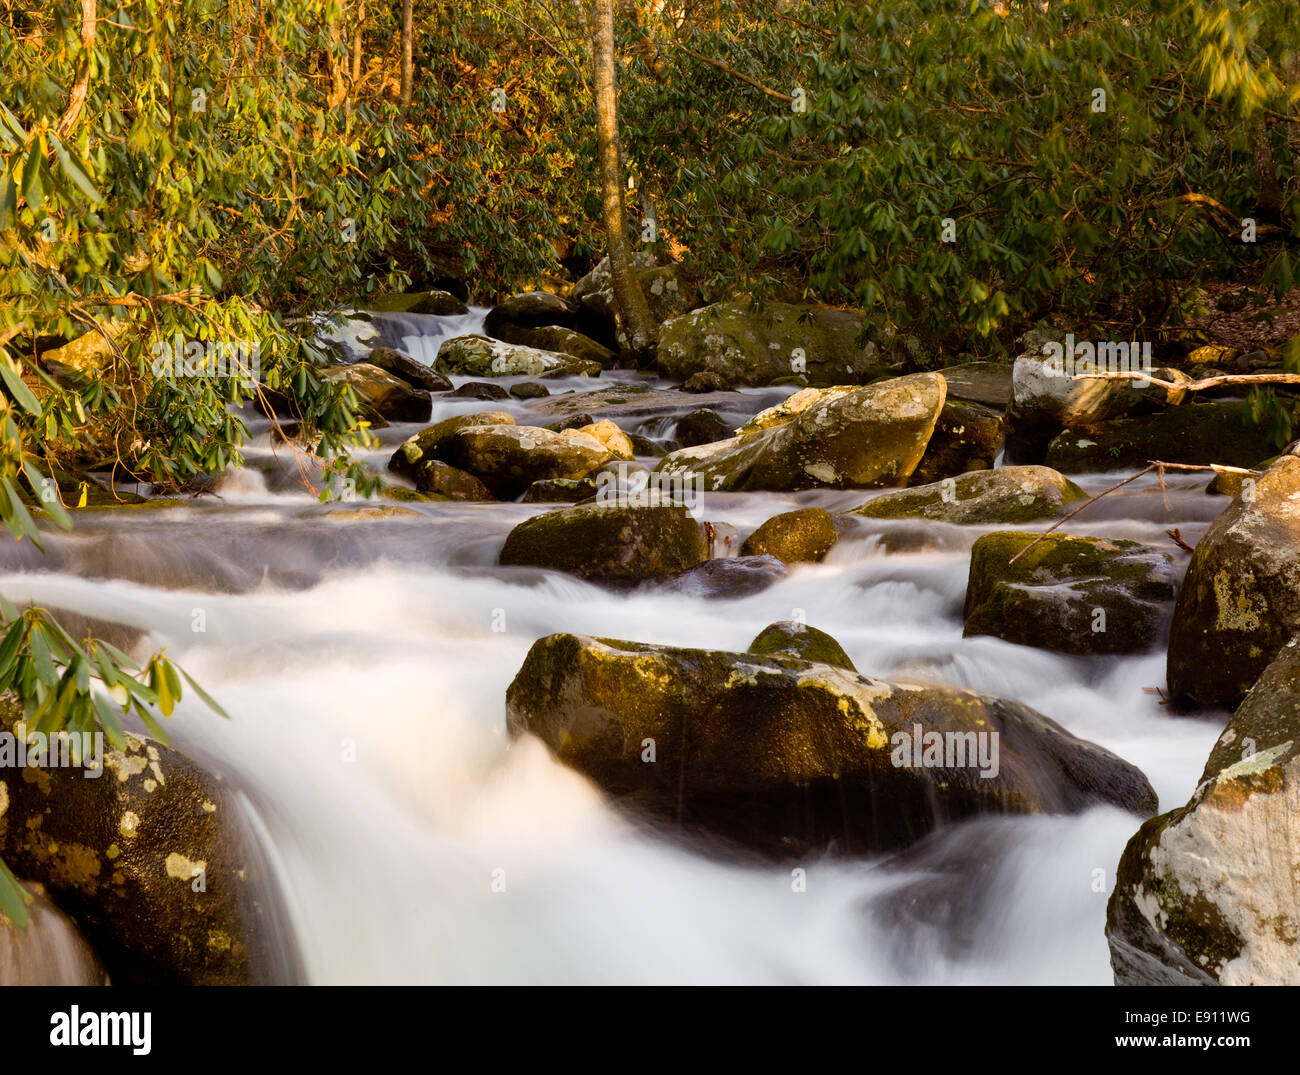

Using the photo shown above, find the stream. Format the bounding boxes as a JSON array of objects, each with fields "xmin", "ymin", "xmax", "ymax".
[{"xmin": 0, "ymin": 309, "xmax": 1232, "ymax": 985}]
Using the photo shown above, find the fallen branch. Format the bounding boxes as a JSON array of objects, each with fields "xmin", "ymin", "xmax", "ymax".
[
  {"xmin": 1006, "ymin": 460, "xmax": 1260, "ymax": 564},
  {"xmin": 1074, "ymin": 369, "xmax": 1300, "ymax": 393}
]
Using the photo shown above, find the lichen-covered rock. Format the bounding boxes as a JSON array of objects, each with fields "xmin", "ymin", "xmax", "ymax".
[
  {"xmin": 1167, "ymin": 453, "xmax": 1300, "ymax": 709},
  {"xmin": 366, "ymin": 289, "xmax": 468, "ymax": 316},
  {"xmin": 747, "ymin": 621, "xmax": 856, "ymax": 671},
  {"xmin": 322, "ymin": 363, "xmax": 432, "ymax": 423},
  {"xmin": 655, "ymin": 372, "xmax": 946, "ymax": 492},
  {"xmin": 387, "ymin": 411, "xmax": 515, "ymax": 482},
  {"xmin": 438, "ymin": 424, "xmax": 613, "ymax": 500},
  {"xmin": 499, "ymin": 503, "xmax": 707, "ymax": 584},
  {"xmin": 521, "ymin": 477, "xmax": 599, "ymax": 503},
  {"xmin": 362, "ymin": 347, "xmax": 451, "ymax": 392},
  {"xmin": 0, "ymin": 701, "xmax": 300, "ymax": 985},
  {"xmin": 656, "ymin": 302, "xmax": 890, "ymax": 387},
  {"xmin": 963, "ymin": 531, "xmax": 1179, "ymax": 655},
  {"xmin": 741, "ymin": 507, "xmax": 838, "ymax": 563},
  {"xmin": 1045, "ymin": 401, "xmax": 1271, "ymax": 473},
  {"xmin": 852, "ymin": 466, "xmax": 1087, "ymax": 525},
  {"xmin": 489, "ymin": 324, "xmax": 616, "ymax": 369},
  {"xmin": 910, "ymin": 401, "xmax": 1004, "ymax": 485},
  {"xmin": 506, "ymin": 634, "xmax": 1157, "ymax": 857},
  {"xmin": 1108, "ymin": 636, "xmax": 1300, "ymax": 984},
  {"xmin": 0, "ymin": 881, "xmax": 110, "ymax": 985},
  {"xmin": 435, "ymin": 334, "xmax": 601, "ymax": 379},
  {"xmin": 1004, "ymin": 347, "xmax": 1189, "ymax": 462},
  {"xmin": 573, "ymin": 256, "xmax": 698, "ymax": 328}
]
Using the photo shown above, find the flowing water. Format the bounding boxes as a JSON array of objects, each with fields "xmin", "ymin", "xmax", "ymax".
[{"xmin": 1, "ymin": 310, "xmax": 1233, "ymax": 984}]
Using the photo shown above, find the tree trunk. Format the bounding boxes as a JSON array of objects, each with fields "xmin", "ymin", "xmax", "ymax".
[
  {"xmin": 592, "ymin": 0, "xmax": 657, "ymax": 359},
  {"xmin": 400, "ymin": 0, "xmax": 414, "ymax": 109},
  {"xmin": 351, "ymin": 0, "xmax": 367, "ymax": 92},
  {"xmin": 55, "ymin": 0, "xmax": 96, "ymax": 139}
]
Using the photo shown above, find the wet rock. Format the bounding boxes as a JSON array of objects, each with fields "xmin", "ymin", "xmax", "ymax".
[
  {"xmin": 1167, "ymin": 453, "xmax": 1300, "ymax": 709},
  {"xmin": 963, "ymin": 531, "xmax": 1179, "ymax": 655},
  {"xmin": 483, "ymin": 291, "xmax": 578, "ymax": 337},
  {"xmin": 1045, "ymin": 401, "xmax": 1270, "ymax": 472},
  {"xmin": 674, "ymin": 408, "xmax": 733, "ymax": 448},
  {"xmin": 322, "ymin": 363, "xmax": 432, "ymax": 423},
  {"xmin": 747, "ymin": 621, "xmax": 856, "ymax": 670},
  {"xmin": 741, "ymin": 507, "xmax": 838, "ymax": 563},
  {"xmin": 439, "ymin": 425, "xmax": 613, "ymax": 499},
  {"xmin": 852, "ymin": 466, "xmax": 1087, "ymax": 525},
  {"xmin": 506, "ymin": 634, "xmax": 1158, "ymax": 857},
  {"xmin": 387, "ymin": 411, "xmax": 515, "ymax": 482},
  {"xmin": 499, "ymin": 503, "xmax": 707, "ymax": 584},
  {"xmin": 657, "ymin": 302, "xmax": 890, "ymax": 387},
  {"xmin": 521, "ymin": 477, "xmax": 599, "ymax": 503},
  {"xmin": 435, "ymin": 334, "xmax": 601, "ymax": 379},
  {"xmin": 910, "ymin": 401, "xmax": 1004, "ymax": 485},
  {"xmin": 509, "ymin": 380, "xmax": 550, "ymax": 400},
  {"xmin": 654, "ymin": 554, "xmax": 788, "ymax": 599},
  {"xmin": 1108, "ymin": 636, "xmax": 1300, "ymax": 984},
  {"xmin": 655, "ymin": 373, "xmax": 946, "ymax": 492},
  {"xmin": 0, "ymin": 881, "xmax": 110, "ymax": 985},
  {"xmin": 0, "ymin": 702, "xmax": 300, "ymax": 985},
  {"xmin": 570, "ymin": 419, "xmax": 634, "ymax": 461},
  {"xmin": 365, "ymin": 290, "xmax": 468, "ymax": 316},
  {"xmin": 628, "ymin": 432, "xmax": 667, "ymax": 457},
  {"xmin": 573, "ymin": 256, "xmax": 698, "ymax": 330},
  {"xmin": 490, "ymin": 324, "xmax": 616, "ymax": 369},
  {"xmin": 405, "ymin": 459, "xmax": 494, "ymax": 501},
  {"xmin": 362, "ymin": 347, "xmax": 451, "ymax": 392},
  {"xmin": 681, "ymin": 371, "xmax": 729, "ymax": 393},
  {"xmin": 451, "ymin": 381, "xmax": 509, "ymax": 401},
  {"xmin": 936, "ymin": 361, "xmax": 1014, "ymax": 409}
]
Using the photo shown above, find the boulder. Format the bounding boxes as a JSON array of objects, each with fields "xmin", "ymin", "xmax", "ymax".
[
  {"xmin": 506, "ymin": 634, "xmax": 1158, "ymax": 857},
  {"xmin": 573, "ymin": 256, "xmax": 698, "ymax": 328},
  {"xmin": 322, "ymin": 363, "xmax": 432, "ymax": 423},
  {"xmin": 0, "ymin": 703, "xmax": 300, "ymax": 984},
  {"xmin": 362, "ymin": 347, "xmax": 451, "ymax": 392},
  {"xmin": 521, "ymin": 477, "xmax": 599, "ymax": 503},
  {"xmin": 655, "ymin": 372, "xmax": 946, "ymax": 492},
  {"xmin": 747, "ymin": 621, "xmax": 856, "ymax": 671},
  {"xmin": 1108, "ymin": 637, "xmax": 1300, "ymax": 984},
  {"xmin": 852, "ymin": 466, "xmax": 1087, "ymax": 525},
  {"xmin": 570, "ymin": 419, "xmax": 634, "ymax": 461},
  {"xmin": 387, "ymin": 411, "xmax": 515, "ymax": 481},
  {"xmin": 482, "ymin": 291, "xmax": 578, "ymax": 338},
  {"xmin": 404, "ymin": 459, "xmax": 494, "ymax": 500},
  {"xmin": 910, "ymin": 400, "xmax": 1004, "ymax": 485},
  {"xmin": 963, "ymin": 531, "xmax": 1179, "ymax": 655},
  {"xmin": 656, "ymin": 302, "xmax": 891, "ymax": 387},
  {"xmin": 681, "ymin": 371, "xmax": 730, "ymax": 393},
  {"xmin": 936, "ymin": 361, "xmax": 1014, "ymax": 409},
  {"xmin": 365, "ymin": 290, "xmax": 468, "ymax": 316},
  {"xmin": 489, "ymin": 324, "xmax": 616, "ymax": 369},
  {"xmin": 674, "ymin": 408, "xmax": 733, "ymax": 448},
  {"xmin": 435, "ymin": 335, "xmax": 601, "ymax": 379},
  {"xmin": 438, "ymin": 425, "xmax": 613, "ymax": 500},
  {"xmin": 451, "ymin": 381, "xmax": 509, "ymax": 400},
  {"xmin": 499, "ymin": 503, "xmax": 707, "ymax": 584},
  {"xmin": 651, "ymin": 554, "xmax": 788, "ymax": 599},
  {"xmin": 1167, "ymin": 453, "xmax": 1300, "ymax": 709},
  {"xmin": 1045, "ymin": 401, "xmax": 1270, "ymax": 473},
  {"xmin": 740, "ymin": 507, "xmax": 839, "ymax": 563},
  {"xmin": 509, "ymin": 381, "xmax": 550, "ymax": 400}
]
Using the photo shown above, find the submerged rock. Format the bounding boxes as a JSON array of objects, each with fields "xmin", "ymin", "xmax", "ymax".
[
  {"xmin": 1108, "ymin": 637, "xmax": 1300, "ymax": 984},
  {"xmin": 740, "ymin": 507, "xmax": 839, "ymax": 563},
  {"xmin": 963, "ymin": 531, "xmax": 1179, "ymax": 655},
  {"xmin": 1167, "ymin": 453, "xmax": 1300, "ymax": 709},
  {"xmin": 499, "ymin": 503, "xmax": 707, "ymax": 584},
  {"xmin": 0, "ymin": 701, "xmax": 300, "ymax": 985},
  {"xmin": 651, "ymin": 554, "xmax": 788, "ymax": 599},
  {"xmin": 852, "ymin": 466, "xmax": 1087, "ymax": 525},
  {"xmin": 655, "ymin": 372, "xmax": 946, "ymax": 492},
  {"xmin": 506, "ymin": 634, "xmax": 1157, "ymax": 857}
]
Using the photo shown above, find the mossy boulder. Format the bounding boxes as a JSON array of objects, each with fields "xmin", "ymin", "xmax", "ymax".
[
  {"xmin": 489, "ymin": 324, "xmax": 616, "ymax": 369},
  {"xmin": 656, "ymin": 302, "xmax": 891, "ymax": 387},
  {"xmin": 434, "ymin": 335, "xmax": 601, "ymax": 379},
  {"xmin": 321, "ymin": 363, "xmax": 432, "ymax": 423},
  {"xmin": 521, "ymin": 477, "xmax": 600, "ymax": 503},
  {"xmin": 741, "ymin": 507, "xmax": 838, "ymax": 563},
  {"xmin": 365, "ymin": 289, "xmax": 468, "ymax": 316},
  {"xmin": 362, "ymin": 346, "xmax": 451, "ymax": 392},
  {"xmin": 674, "ymin": 408, "xmax": 733, "ymax": 448},
  {"xmin": 451, "ymin": 381, "xmax": 509, "ymax": 400},
  {"xmin": 654, "ymin": 372, "xmax": 946, "ymax": 492},
  {"xmin": 573, "ymin": 256, "xmax": 698, "ymax": 328},
  {"xmin": 1045, "ymin": 401, "xmax": 1272, "ymax": 472},
  {"xmin": 387, "ymin": 411, "xmax": 514, "ymax": 482},
  {"xmin": 963, "ymin": 531, "xmax": 1178, "ymax": 655},
  {"xmin": 1167, "ymin": 453, "xmax": 1300, "ymax": 709},
  {"xmin": 852, "ymin": 466, "xmax": 1087, "ymax": 525},
  {"xmin": 499, "ymin": 503, "xmax": 708, "ymax": 584},
  {"xmin": 404, "ymin": 459, "xmax": 494, "ymax": 500},
  {"xmin": 747, "ymin": 621, "xmax": 856, "ymax": 671},
  {"xmin": 482, "ymin": 291, "xmax": 577, "ymax": 337},
  {"xmin": 438, "ymin": 424, "xmax": 613, "ymax": 499},
  {"xmin": 0, "ymin": 701, "xmax": 300, "ymax": 985},
  {"xmin": 1108, "ymin": 636, "xmax": 1300, "ymax": 984},
  {"xmin": 506, "ymin": 634, "xmax": 1157, "ymax": 857},
  {"xmin": 910, "ymin": 400, "xmax": 1004, "ymax": 485}
]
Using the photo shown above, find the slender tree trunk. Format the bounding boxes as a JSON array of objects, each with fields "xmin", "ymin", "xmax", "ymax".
[
  {"xmin": 351, "ymin": 0, "xmax": 366, "ymax": 91},
  {"xmin": 400, "ymin": 0, "xmax": 414, "ymax": 108},
  {"xmin": 56, "ymin": 0, "xmax": 96, "ymax": 139},
  {"xmin": 593, "ymin": 0, "xmax": 657, "ymax": 359}
]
